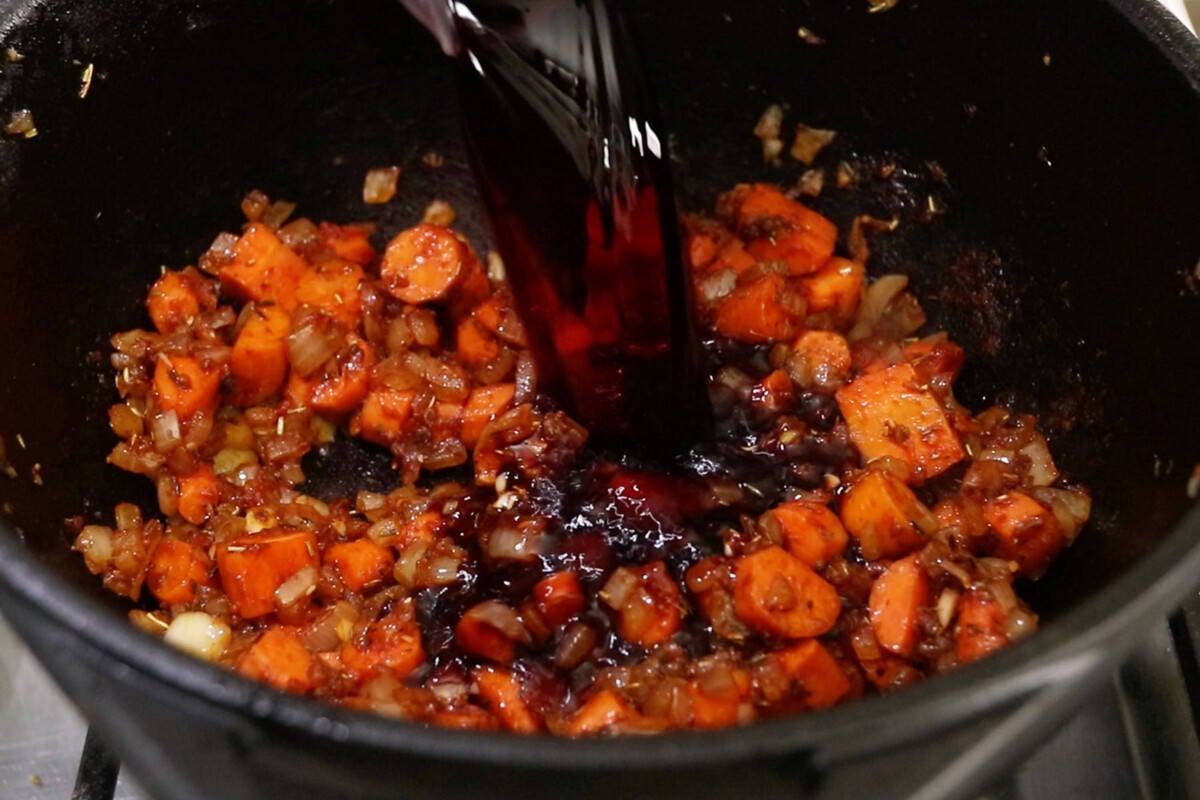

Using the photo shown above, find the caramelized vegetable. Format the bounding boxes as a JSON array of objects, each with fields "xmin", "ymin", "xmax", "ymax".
[
  {"xmin": 733, "ymin": 546, "xmax": 840, "ymax": 638},
  {"xmin": 80, "ymin": 181, "xmax": 1089, "ymax": 736}
]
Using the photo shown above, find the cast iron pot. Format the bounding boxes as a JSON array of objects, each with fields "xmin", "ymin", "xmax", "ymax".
[{"xmin": 1, "ymin": 1, "xmax": 1199, "ymax": 798}]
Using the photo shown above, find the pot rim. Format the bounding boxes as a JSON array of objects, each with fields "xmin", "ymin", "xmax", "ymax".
[{"xmin": 1, "ymin": 0, "xmax": 1199, "ymax": 773}]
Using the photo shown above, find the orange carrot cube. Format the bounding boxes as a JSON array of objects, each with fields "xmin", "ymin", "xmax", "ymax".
[
  {"xmin": 216, "ymin": 530, "xmax": 318, "ymax": 619},
  {"xmin": 839, "ymin": 470, "xmax": 933, "ymax": 560},
  {"xmin": 325, "ymin": 538, "xmax": 394, "ymax": 593},
  {"xmin": 218, "ymin": 223, "xmax": 308, "ymax": 311},
  {"xmin": 763, "ymin": 500, "xmax": 849, "ymax": 569},
  {"xmin": 835, "ymin": 362, "xmax": 965, "ymax": 482}
]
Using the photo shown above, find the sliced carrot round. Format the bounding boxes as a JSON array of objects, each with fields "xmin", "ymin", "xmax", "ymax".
[{"xmin": 381, "ymin": 223, "xmax": 466, "ymax": 304}]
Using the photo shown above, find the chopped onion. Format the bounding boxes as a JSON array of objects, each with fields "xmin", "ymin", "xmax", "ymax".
[
  {"xmin": 600, "ymin": 566, "xmax": 639, "ymax": 610},
  {"xmin": 699, "ymin": 268, "xmax": 737, "ymax": 303},
  {"xmin": 422, "ymin": 199, "xmax": 457, "ymax": 226},
  {"xmin": 164, "ymin": 612, "xmax": 231, "ymax": 661},
  {"xmin": 74, "ymin": 525, "xmax": 114, "ymax": 573},
  {"xmin": 484, "ymin": 524, "xmax": 540, "ymax": 563},
  {"xmin": 274, "ymin": 564, "xmax": 318, "ymax": 607},
  {"xmin": 1003, "ymin": 608, "xmax": 1038, "ymax": 642},
  {"xmin": 363, "ymin": 166, "xmax": 401, "ymax": 204},
  {"xmin": 394, "ymin": 541, "xmax": 429, "ymax": 587},
  {"xmin": 150, "ymin": 410, "xmax": 182, "ymax": 453},
  {"xmin": 848, "ymin": 273, "xmax": 908, "ymax": 341},
  {"xmin": 554, "ymin": 622, "xmax": 598, "ymax": 669},
  {"xmin": 935, "ymin": 588, "xmax": 959, "ymax": 629},
  {"xmin": 287, "ymin": 310, "xmax": 342, "ymax": 377},
  {"xmin": 240, "ymin": 190, "xmax": 270, "ymax": 221},
  {"xmin": 424, "ymin": 557, "xmax": 462, "ymax": 586},
  {"xmin": 463, "ymin": 600, "xmax": 530, "ymax": 644},
  {"xmin": 1031, "ymin": 487, "xmax": 1091, "ymax": 543},
  {"xmin": 795, "ymin": 168, "xmax": 825, "ymax": 197},
  {"xmin": 108, "ymin": 403, "xmax": 144, "ymax": 438},
  {"xmin": 261, "ymin": 200, "xmax": 297, "ymax": 229},
  {"xmin": 245, "ymin": 507, "xmax": 276, "ymax": 534},
  {"xmin": 114, "ymin": 503, "xmax": 142, "ymax": 530},
  {"xmin": 790, "ymin": 124, "xmax": 837, "ymax": 165},
  {"xmin": 1019, "ymin": 437, "xmax": 1060, "ymax": 487},
  {"xmin": 278, "ymin": 217, "xmax": 319, "ymax": 250},
  {"xmin": 4, "ymin": 108, "xmax": 36, "ymax": 138},
  {"xmin": 753, "ymin": 104, "xmax": 783, "ymax": 140},
  {"xmin": 213, "ymin": 447, "xmax": 256, "ymax": 476}
]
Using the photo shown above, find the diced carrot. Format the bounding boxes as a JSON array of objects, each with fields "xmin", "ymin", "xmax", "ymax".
[
  {"xmin": 456, "ymin": 600, "xmax": 524, "ymax": 663},
  {"xmin": 602, "ymin": 561, "xmax": 684, "ymax": 647},
  {"xmin": 350, "ymin": 388, "xmax": 417, "ymax": 447},
  {"xmin": 868, "ymin": 553, "xmax": 931, "ymax": 658},
  {"xmin": 714, "ymin": 238, "xmax": 757, "ymax": 275},
  {"xmin": 982, "ymin": 491, "xmax": 1064, "ymax": 578},
  {"xmin": 473, "ymin": 666, "xmax": 543, "ymax": 734},
  {"xmin": 770, "ymin": 639, "xmax": 852, "ymax": 709},
  {"xmin": 857, "ymin": 651, "xmax": 920, "ymax": 691},
  {"xmin": 686, "ymin": 668, "xmax": 751, "ymax": 729},
  {"xmin": 308, "ymin": 335, "xmax": 376, "ymax": 415},
  {"xmin": 955, "ymin": 589, "xmax": 1010, "ymax": 663},
  {"xmin": 461, "ymin": 384, "xmax": 517, "ymax": 449},
  {"xmin": 735, "ymin": 184, "xmax": 838, "ymax": 275},
  {"xmin": 712, "ymin": 274, "xmax": 801, "ymax": 344},
  {"xmin": 295, "ymin": 260, "xmax": 365, "ymax": 330},
  {"xmin": 432, "ymin": 401, "xmax": 465, "ymax": 442},
  {"xmin": 154, "ymin": 354, "xmax": 222, "ymax": 420},
  {"xmin": 789, "ymin": 330, "xmax": 851, "ymax": 390},
  {"xmin": 340, "ymin": 601, "xmax": 425, "ymax": 679},
  {"xmin": 449, "ymin": 254, "xmax": 492, "ymax": 320},
  {"xmin": 381, "ymin": 223, "xmax": 466, "ymax": 304},
  {"xmin": 470, "ymin": 293, "xmax": 527, "ymax": 347},
  {"xmin": 318, "ymin": 221, "xmax": 377, "ymax": 266},
  {"xmin": 532, "ymin": 571, "xmax": 585, "ymax": 627},
  {"xmin": 176, "ymin": 463, "xmax": 223, "ymax": 525},
  {"xmin": 733, "ymin": 546, "xmax": 840, "ymax": 638},
  {"xmin": 456, "ymin": 317, "xmax": 502, "ymax": 370},
  {"xmin": 145, "ymin": 537, "xmax": 212, "ymax": 606},
  {"xmin": 401, "ymin": 510, "xmax": 445, "ymax": 547},
  {"xmin": 229, "ymin": 304, "xmax": 291, "ymax": 406},
  {"xmin": 749, "ymin": 369, "xmax": 795, "ymax": 415},
  {"xmin": 800, "ymin": 256, "xmax": 865, "ymax": 323},
  {"xmin": 236, "ymin": 626, "xmax": 315, "ymax": 693},
  {"xmin": 147, "ymin": 270, "xmax": 201, "ymax": 333},
  {"xmin": 564, "ymin": 689, "xmax": 637, "ymax": 736},
  {"xmin": 763, "ymin": 500, "xmax": 849, "ymax": 569},
  {"xmin": 839, "ymin": 470, "xmax": 933, "ymax": 560},
  {"xmin": 903, "ymin": 336, "xmax": 965, "ymax": 388},
  {"xmin": 932, "ymin": 495, "xmax": 988, "ymax": 539},
  {"xmin": 218, "ymin": 223, "xmax": 308, "ymax": 311},
  {"xmin": 835, "ymin": 362, "xmax": 966, "ymax": 482},
  {"xmin": 216, "ymin": 529, "xmax": 319, "ymax": 619},
  {"xmin": 747, "ymin": 231, "xmax": 836, "ymax": 277},
  {"xmin": 325, "ymin": 538, "xmax": 394, "ymax": 593}
]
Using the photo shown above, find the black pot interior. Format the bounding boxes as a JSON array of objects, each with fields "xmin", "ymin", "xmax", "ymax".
[{"xmin": 0, "ymin": 0, "xmax": 1197, "ymax": 683}]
